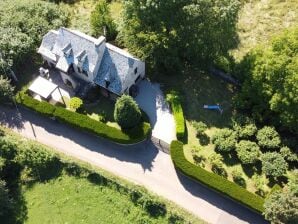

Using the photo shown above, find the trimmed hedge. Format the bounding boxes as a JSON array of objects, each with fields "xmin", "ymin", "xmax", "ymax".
[
  {"xmin": 170, "ymin": 140, "xmax": 264, "ymax": 213},
  {"xmin": 16, "ymin": 92, "xmax": 151, "ymax": 144},
  {"xmin": 166, "ymin": 93, "xmax": 185, "ymax": 140}
]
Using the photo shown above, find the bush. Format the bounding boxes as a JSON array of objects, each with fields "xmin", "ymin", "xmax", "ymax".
[
  {"xmin": 257, "ymin": 126, "xmax": 281, "ymax": 150},
  {"xmin": 170, "ymin": 141, "xmax": 264, "ymax": 213},
  {"xmin": 69, "ymin": 97, "xmax": 83, "ymax": 111},
  {"xmin": 166, "ymin": 91, "xmax": 185, "ymax": 140},
  {"xmin": 192, "ymin": 121, "xmax": 207, "ymax": 134},
  {"xmin": 0, "ymin": 76, "xmax": 14, "ymax": 104},
  {"xmin": 114, "ymin": 95, "xmax": 141, "ymax": 129},
  {"xmin": 209, "ymin": 153, "xmax": 227, "ymax": 177},
  {"xmin": 212, "ymin": 128, "xmax": 237, "ymax": 152},
  {"xmin": 280, "ymin": 146, "xmax": 298, "ymax": 163},
  {"xmin": 236, "ymin": 123, "xmax": 257, "ymax": 139},
  {"xmin": 261, "ymin": 152, "xmax": 288, "ymax": 178},
  {"xmin": 236, "ymin": 140, "xmax": 261, "ymax": 164},
  {"xmin": 231, "ymin": 169, "xmax": 246, "ymax": 188},
  {"xmin": 0, "ymin": 180, "xmax": 13, "ymax": 218},
  {"xmin": 139, "ymin": 196, "xmax": 167, "ymax": 217},
  {"xmin": 252, "ymin": 174, "xmax": 267, "ymax": 197}
]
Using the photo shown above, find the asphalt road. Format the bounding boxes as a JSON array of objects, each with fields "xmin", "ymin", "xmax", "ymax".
[{"xmin": 0, "ymin": 106, "xmax": 268, "ymax": 224}]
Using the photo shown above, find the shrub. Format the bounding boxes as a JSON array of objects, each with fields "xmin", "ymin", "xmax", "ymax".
[
  {"xmin": 166, "ymin": 91, "xmax": 185, "ymax": 140},
  {"xmin": 208, "ymin": 153, "xmax": 227, "ymax": 178},
  {"xmin": 114, "ymin": 95, "xmax": 141, "ymax": 129},
  {"xmin": 170, "ymin": 141, "xmax": 264, "ymax": 213},
  {"xmin": 231, "ymin": 169, "xmax": 246, "ymax": 188},
  {"xmin": 257, "ymin": 126, "xmax": 281, "ymax": 149},
  {"xmin": 280, "ymin": 146, "xmax": 298, "ymax": 163},
  {"xmin": 212, "ymin": 128, "xmax": 237, "ymax": 152},
  {"xmin": 236, "ymin": 140, "xmax": 261, "ymax": 164},
  {"xmin": 192, "ymin": 121, "xmax": 207, "ymax": 134},
  {"xmin": 139, "ymin": 196, "xmax": 167, "ymax": 217},
  {"xmin": 252, "ymin": 174, "xmax": 267, "ymax": 197},
  {"xmin": 0, "ymin": 180, "xmax": 13, "ymax": 218},
  {"xmin": 236, "ymin": 123, "xmax": 257, "ymax": 139},
  {"xmin": 261, "ymin": 152, "xmax": 288, "ymax": 178},
  {"xmin": 0, "ymin": 76, "xmax": 14, "ymax": 104},
  {"xmin": 69, "ymin": 97, "xmax": 83, "ymax": 111}
]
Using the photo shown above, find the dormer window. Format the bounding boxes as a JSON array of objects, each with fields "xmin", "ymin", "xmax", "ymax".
[
  {"xmin": 134, "ymin": 67, "xmax": 138, "ymax": 75},
  {"xmin": 62, "ymin": 43, "xmax": 72, "ymax": 58}
]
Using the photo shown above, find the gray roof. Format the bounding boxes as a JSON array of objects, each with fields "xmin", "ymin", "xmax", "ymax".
[
  {"xmin": 48, "ymin": 28, "xmax": 105, "ymax": 73},
  {"xmin": 94, "ymin": 43, "xmax": 138, "ymax": 95},
  {"xmin": 38, "ymin": 30, "xmax": 58, "ymax": 61}
]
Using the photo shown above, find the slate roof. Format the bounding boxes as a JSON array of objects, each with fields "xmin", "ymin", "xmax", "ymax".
[
  {"xmin": 38, "ymin": 30, "xmax": 58, "ymax": 61},
  {"xmin": 94, "ymin": 43, "xmax": 139, "ymax": 95}
]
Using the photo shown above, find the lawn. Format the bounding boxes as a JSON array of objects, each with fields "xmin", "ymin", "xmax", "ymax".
[
  {"xmin": 67, "ymin": 0, "xmax": 123, "ymax": 36},
  {"xmin": 231, "ymin": 0, "xmax": 298, "ymax": 60},
  {"xmin": 24, "ymin": 175, "xmax": 169, "ymax": 224}
]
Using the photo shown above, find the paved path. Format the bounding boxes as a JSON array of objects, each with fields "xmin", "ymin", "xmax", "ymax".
[
  {"xmin": 0, "ymin": 106, "xmax": 267, "ymax": 224},
  {"xmin": 135, "ymin": 80, "xmax": 176, "ymax": 144}
]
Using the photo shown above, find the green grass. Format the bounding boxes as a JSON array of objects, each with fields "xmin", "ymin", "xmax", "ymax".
[
  {"xmin": 232, "ymin": 0, "xmax": 298, "ymax": 60},
  {"xmin": 24, "ymin": 175, "xmax": 167, "ymax": 224}
]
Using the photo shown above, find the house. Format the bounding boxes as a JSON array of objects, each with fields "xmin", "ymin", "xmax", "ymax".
[{"xmin": 38, "ymin": 27, "xmax": 145, "ymax": 99}]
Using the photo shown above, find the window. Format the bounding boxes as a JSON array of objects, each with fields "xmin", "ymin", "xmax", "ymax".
[
  {"xmin": 134, "ymin": 67, "xmax": 138, "ymax": 75},
  {"xmin": 83, "ymin": 69, "xmax": 88, "ymax": 77}
]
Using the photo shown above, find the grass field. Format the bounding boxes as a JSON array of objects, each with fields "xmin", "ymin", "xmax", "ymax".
[
  {"xmin": 232, "ymin": 0, "xmax": 298, "ymax": 60},
  {"xmin": 24, "ymin": 175, "xmax": 169, "ymax": 224}
]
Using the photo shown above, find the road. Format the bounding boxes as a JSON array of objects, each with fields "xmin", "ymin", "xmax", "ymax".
[{"xmin": 0, "ymin": 106, "xmax": 267, "ymax": 224}]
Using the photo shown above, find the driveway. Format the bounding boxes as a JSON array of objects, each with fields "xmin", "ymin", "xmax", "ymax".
[
  {"xmin": 135, "ymin": 80, "xmax": 176, "ymax": 144},
  {"xmin": 0, "ymin": 106, "xmax": 268, "ymax": 224}
]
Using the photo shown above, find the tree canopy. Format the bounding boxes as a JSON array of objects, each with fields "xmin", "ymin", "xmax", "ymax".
[
  {"xmin": 119, "ymin": 0, "xmax": 240, "ymax": 73},
  {"xmin": 234, "ymin": 27, "xmax": 298, "ymax": 134},
  {"xmin": 0, "ymin": 0, "xmax": 69, "ymax": 76}
]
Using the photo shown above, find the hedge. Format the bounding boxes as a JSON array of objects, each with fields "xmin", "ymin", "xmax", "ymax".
[
  {"xmin": 166, "ymin": 93, "xmax": 185, "ymax": 140},
  {"xmin": 170, "ymin": 140, "xmax": 264, "ymax": 213},
  {"xmin": 16, "ymin": 92, "xmax": 151, "ymax": 144}
]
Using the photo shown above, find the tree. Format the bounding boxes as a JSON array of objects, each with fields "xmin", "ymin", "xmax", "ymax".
[
  {"xmin": 114, "ymin": 95, "xmax": 141, "ymax": 129},
  {"xmin": 261, "ymin": 152, "xmax": 288, "ymax": 178},
  {"xmin": 236, "ymin": 140, "xmax": 261, "ymax": 164},
  {"xmin": 264, "ymin": 189, "xmax": 298, "ymax": 224},
  {"xmin": 280, "ymin": 146, "xmax": 298, "ymax": 163},
  {"xmin": 0, "ymin": 0, "xmax": 69, "ymax": 75},
  {"xmin": 212, "ymin": 128, "xmax": 237, "ymax": 152},
  {"xmin": 119, "ymin": 0, "xmax": 241, "ymax": 73},
  {"xmin": 234, "ymin": 28, "xmax": 298, "ymax": 134},
  {"xmin": 236, "ymin": 123, "xmax": 257, "ymax": 139},
  {"xmin": 0, "ymin": 180, "xmax": 13, "ymax": 218},
  {"xmin": 256, "ymin": 126, "xmax": 281, "ymax": 150},
  {"xmin": 0, "ymin": 76, "xmax": 14, "ymax": 104},
  {"xmin": 91, "ymin": 0, "xmax": 117, "ymax": 41},
  {"xmin": 69, "ymin": 97, "xmax": 83, "ymax": 111}
]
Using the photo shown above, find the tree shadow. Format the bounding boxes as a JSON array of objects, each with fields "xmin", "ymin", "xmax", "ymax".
[
  {"xmin": 197, "ymin": 133, "xmax": 210, "ymax": 146},
  {"xmin": 267, "ymin": 176, "xmax": 288, "ymax": 188},
  {"xmin": 0, "ymin": 106, "xmax": 24, "ymax": 130},
  {"xmin": 242, "ymin": 162, "xmax": 262, "ymax": 178},
  {"xmin": 222, "ymin": 151, "xmax": 239, "ymax": 166}
]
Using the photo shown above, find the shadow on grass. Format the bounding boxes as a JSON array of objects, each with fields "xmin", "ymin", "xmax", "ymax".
[
  {"xmin": 222, "ymin": 151, "xmax": 240, "ymax": 167},
  {"xmin": 267, "ymin": 176, "xmax": 288, "ymax": 188},
  {"xmin": 197, "ymin": 133, "xmax": 210, "ymax": 146},
  {"xmin": 242, "ymin": 162, "xmax": 262, "ymax": 178}
]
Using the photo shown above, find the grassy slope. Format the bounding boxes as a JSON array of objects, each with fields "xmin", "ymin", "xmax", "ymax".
[
  {"xmin": 232, "ymin": 0, "xmax": 298, "ymax": 60},
  {"xmin": 24, "ymin": 175, "xmax": 167, "ymax": 224}
]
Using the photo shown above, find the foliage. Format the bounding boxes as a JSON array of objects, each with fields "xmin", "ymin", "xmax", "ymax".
[
  {"xmin": 170, "ymin": 141, "xmax": 264, "ymax": 213},
  {"xmin": 114, "ymin": 95, "xmax": 142, "ymax": 129},
  {"xmin": 69, "ymin": 97, "xmax": 83, "ymax": 111},
  {"xmin": 263, "ymin": 189, "xmax": 298, "ymax": 224},
  {"xmin": 208, "ymin": 153, "xmax": 227, "ymax": 178},
  {"xmin": 236, "ymin": 140, "xmax": 261, "ymax": 164},
  {"xmin": 212, "ymin": 128, "xmax": 237, "ymax": 152},
  {"xmin": 234, "ymin": 28, "xmax": 298, "ymax": 134},
  {"xmin": 256, "ymin": 126, "xmax": 281, "ymax": 150},
  {"xmin": 0, "ymin": 76, "xmax": 14, "ymax": 104},
  {"xmin": 280, "ymin": 147, "xmax": 298, "ymax": 163},
  {"xmin": 0, "ymin": 0, "xmax": 69, "ymax": 75},
  {"xmin": 192, "ymin": 121, "xmax": 207, "ymax": 134},
  {"xmin": 288, "ymin": 171, "xmax": 298, "ymax": 196},
  {"xmin": 90, "ymin": 0, "xmax": 117, "ymax": 41},
  {"xmin": 16, "ymin": 92, "xmax": 150, "ymax": 144},
  {"xmin": 261, "ymin": 152, "xmax": 288, "ymax": 178},
  {"xmin": 0, "ymin": 180, "xmax": 13, "ymax": 218},
  {"xmin": 119, "ymin": 0, "xmax": 241, "ymax": 73},
  {"xmin": 231, "ymin": 169, "xmax": 246, "ymax": 188},
  {"xmin": 235, "ymin": 123, "xmax": 257, "ymax": 139},
  {"xmin": 252, "ymin": 174, "xmax": 267, "ymax": 197},
  {"xmin": 166, "ymin": 91, "xmax": 185, "ymax": 140}
]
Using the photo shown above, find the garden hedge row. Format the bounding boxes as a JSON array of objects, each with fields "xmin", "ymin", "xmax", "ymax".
[
  {"xmin": 167, "ymin": 95, "xmax": 185, "ymax": 140},
  {"xmin": 16, "ymin": 93, "xmax": 151, "ymax": 144},
  {"xmin": 170, "ymin": 140, "xmax": 264, "ymax": 213}
]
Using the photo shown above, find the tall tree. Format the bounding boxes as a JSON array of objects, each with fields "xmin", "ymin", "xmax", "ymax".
[
  {"xmin": 0, "ymin": 76, "xmax": 14, "ymax": 104},
  {"xmin": 119, "ymin": 0, "xmax": 240, "ymax": 73},
  {"xmin": 234, "ymin": 27, "xmax": 298, "ymax": 134}
]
